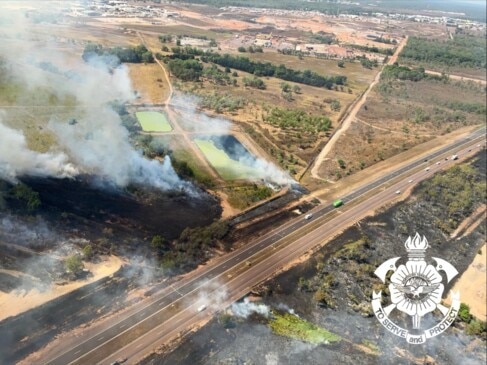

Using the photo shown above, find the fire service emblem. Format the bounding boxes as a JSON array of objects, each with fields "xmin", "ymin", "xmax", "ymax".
[{"xmin": 371, "ymin": 233, "xmax": 460, "ymax": 344}]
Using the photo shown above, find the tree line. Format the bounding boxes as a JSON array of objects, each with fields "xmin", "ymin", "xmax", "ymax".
[
  {"xmin": 200, "ymin": 53, "xmax": 347, "ymax": 89},
  {"xmin": 82, "ymin": 44, "xmax": 154, "ymax": 64},
  {"xmin": 347, "ymin": 44, "xmax": 395, "ymax": 56},
  {"xmin": 381, "ymin": 64, "xmax": 427, "ymax": 81},
  {"xmin": 400, "ymin": 35, "xmax": 486, "ymax": 69}
]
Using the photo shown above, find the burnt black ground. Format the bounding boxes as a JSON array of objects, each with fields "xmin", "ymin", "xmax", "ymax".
[
  {"xmin": 141, "ymin": 151, "xmax": 486, "ymax": 365},
  {"xmin": 18, "ymin": 175, "xmax": 222, "ymax": 241},
  {"xmin": 0, "ymin": 176, "xmax": 221, "ymax": 364}
]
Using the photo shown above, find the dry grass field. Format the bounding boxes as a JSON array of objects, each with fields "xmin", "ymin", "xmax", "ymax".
[
  {"xmin": 173, "ymin": 54, "xmax": 378, "ymax": 178},
  {"xmin": 128, "ymin": 63, "xmax": 171, "ymax": 104},
  {"xmin": 315, "ymin": 77, "xmax": 486, "ymax": 181}
]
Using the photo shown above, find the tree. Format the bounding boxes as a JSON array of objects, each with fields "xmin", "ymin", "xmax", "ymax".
[
  {"xmin": 141, "ymin": 51, "xmax": 154, "ymax": 63},
  {"xmin": 12, "ymin": 184, "xmax": 41, "ymax": 212},
  {"xmin": 280, "ymin": 82, "xmax": 291, "ymax": 93},
  {"xmin": 282, "ymin": 91, "xmax": 293, "ymax": 102},
  {"xmin": 176, "ymin": 39, "xmax": 181, "ymax": 46},
  {"xmin": 331, "ymin": 100, "xmax": 341, "ymax": 112},
  {"xmin": 337, "ymin": 60, "xmax": 345, "ymax": 68},
  {"xmin": 82, "ymin": 244, "xmax": 93, "ymax": 260},
  {"xmin": 292, "ymin": 85, "xmax": 301, "ymax": 94},
  {"xmin": 243, "ymin": 76, "xmax": 266, "ymax": 89},
  {"xmin": 337, "ymin": 159, "xmax": 346, "ymax": 169},
  {"xmin": 459, "ymin": 303, "xmax": 472, "ymax": 322},
  {"xmin": 237, "ymin": 46, "xmax": 246, "ymax": 52},
  {"xmin": 151, "ymin": 235, "xmax": 166, "ymax": 251},
  {"xmin": 64, "ymin": 254, "xmax": 84, "ymax": 277}
]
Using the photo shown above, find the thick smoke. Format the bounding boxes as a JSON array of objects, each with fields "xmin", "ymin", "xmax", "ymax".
[
  {"xmin": 0, "ymin": 9, "xmax": 187, "ymax": 191},
  {"xmin": 0, "ymin": 116, "xmax": 77, "ymax": 182},
  {"xmin": 230, "ymin": 297, "xmax": 270, "ymax": 318},
  {"xmin": 47, "ymin": 106, "xmax": 185, "ymax": 190}
]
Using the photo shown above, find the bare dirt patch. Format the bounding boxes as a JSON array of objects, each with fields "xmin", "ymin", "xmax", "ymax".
[
  {"xmin": 0, "ymin": 255, "xmax": 124, "ymax": 321},
  {"xmin": 446, "ymin": 244, "xmax": 486, "ymax": 321}
]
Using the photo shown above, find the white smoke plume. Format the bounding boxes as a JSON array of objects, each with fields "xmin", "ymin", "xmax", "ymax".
[
  {"xmin": 0, "ymin": 8, "xmax": 188, "ymax": 191},
  {"xmin": 171, "ymin": 94, "xmax": 294, "ymax": 185},
  {"xmin": 230, "ymin": 297, "xmax": 270, "ymax": 318},
  {"xmin": 192, "ymin": 280, "xmax": 229, "ymax": 311},
  {"xmin": 47, "ymin": 106, "xmax": 186, "ymax": 190},
  {"xmin": 0, "ymin": 115, "xmax": 78, "ymax": 182}
]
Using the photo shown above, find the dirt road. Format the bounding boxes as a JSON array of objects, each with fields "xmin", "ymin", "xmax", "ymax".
[
  {"xmin": 136, "ymin": 31, "xmax": 222, "ymax": 183},
  {"xmin": 425, "ymin": 69, "xmax": 486, "ymax": 85},
  {"xmin": 310, "ymin": 36, "xmax": 408, "ymax": 181}
]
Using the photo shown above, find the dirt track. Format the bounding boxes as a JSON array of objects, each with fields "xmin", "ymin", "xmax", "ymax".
[{"xmin": 310, "ymin": 36, "xmax": 408, "ymax": 181}]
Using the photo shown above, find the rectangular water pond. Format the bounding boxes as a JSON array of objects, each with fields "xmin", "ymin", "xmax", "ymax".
[
  {"xmin": 194, "ymin": 135, "xmax": 261, "ymax": 181},
  {"xmin": 136, "ymin": 111, "xmax": 172, "ymax": 132}
]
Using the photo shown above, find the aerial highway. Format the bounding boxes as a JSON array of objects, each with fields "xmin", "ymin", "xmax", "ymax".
[{"xmin": 43, "ymin": 128, "xmax": 485, "ymax": 365}]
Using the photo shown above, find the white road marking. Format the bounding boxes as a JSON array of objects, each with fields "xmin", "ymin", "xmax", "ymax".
[
  {"xmin": 74, "ymin": 350, "xmax": 81, "ymax": 355},
  {"xmin": 97, "ymin": 337, "xmax": 104, "ymax": 341}
]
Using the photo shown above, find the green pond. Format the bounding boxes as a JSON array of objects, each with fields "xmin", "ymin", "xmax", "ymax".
[{"xmin": 136, "ymin": 111, "xmax": 172, "ymax": 132}]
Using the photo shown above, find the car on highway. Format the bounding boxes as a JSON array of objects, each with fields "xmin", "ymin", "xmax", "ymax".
[
  {"xmin": 425, "ymin": 167, "xmax": 430, "ymax": 171},
  {"xmin": 197, "ymin": 305, "xmax": 207, "ymax": 312},
  {"xmin": 304, "ymin": 213, "xmax": 313, "ymax": 220},
  {"xmin": 395, "ymin": 190, "xmax": 401, "ymax": 194},
  {"xmin": 436, "ymin": 162, "xmax": 440, "ymax": 165},
  {"xmin": 408, "ymin": 179, "xmax": 413, "ymax": 183}
]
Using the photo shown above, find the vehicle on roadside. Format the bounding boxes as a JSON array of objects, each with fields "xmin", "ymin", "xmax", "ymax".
[
  {"xmin": 436, "ymin": 162, "xmax": 440, "ymax": 165},
  {"xmin": 395, "ymin": 190, "xmax": 401, "ymax": 194},
  {"xmin": 304, "ymin": 213, "xmax": 313, "ymax": 220},
  {"xmin": 333, "ymin": 199, "xmax": 343, "ymax": 208},
  {"xmin": 451, "ymin": 155, "xmax": 458, "ymax": 160},
  {"xmin": 408, "ymin": 179, "xmax": 413, "ymax": 183},
  {"xmin": 425, "ymin": 167, "xmax": 430, "ymax": 171}
]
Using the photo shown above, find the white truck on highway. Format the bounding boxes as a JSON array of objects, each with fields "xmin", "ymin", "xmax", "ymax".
[
  {"xmin": 451, "ymin": 154, "xmax": 458, "ymax": 160},
  {"xmin": 197, "ymin": 305, "xmax": 207, "ymax": 312}
]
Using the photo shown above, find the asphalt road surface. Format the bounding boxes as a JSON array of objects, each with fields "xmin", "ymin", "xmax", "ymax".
[{"xmin": 43, "ymin": 128, "xmax": 485, "ymax": 365}]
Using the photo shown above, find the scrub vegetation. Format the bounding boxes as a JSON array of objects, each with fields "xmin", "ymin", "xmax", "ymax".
[
  {"xmin": 269, "ymin": 311, "xmax": 341, "ymax": 344},
  {"xmin": 418, "ymin": 164, "xmax": 486, "ymax": 233}
]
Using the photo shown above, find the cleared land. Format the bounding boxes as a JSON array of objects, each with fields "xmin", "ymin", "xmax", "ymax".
[
  {"xmin": 194, "ymin": 138, "xmax": 259, "ymax": 180},
  {"xmin": 128, "ymin": 63, "xmax": 171, "ymax": 104},
  {"xmin": 136, "ymin": 111, "xmax": 172, "ymax": 132},
  {"xmin": 446, "ymin": 244, "xmax": 486, "ymax": 321}
]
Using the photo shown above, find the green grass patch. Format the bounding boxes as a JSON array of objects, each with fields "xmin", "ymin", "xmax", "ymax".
[
  {"xmin": 171, "ymin": 147, "xmax": 215, "ymax": 187},
  {"xmin": 269, "ymin": 312, "xmax": 341, "ymax": 344},
  {"xmin": 224, "ymin": 184, "xmax": 273, "ymax": 209},
  {"xmin": 194, "ymin": 138, "xmax": 260, "ymax": 180},
  {"xmin": 362, "ymin": 339, "xmax": 380, "ymax": 354},
  {"xmin": 136, "ymin": 111, "xmax": 172, "ymax": 132}
]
